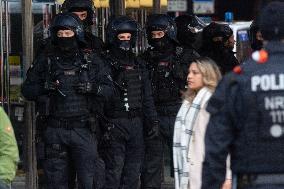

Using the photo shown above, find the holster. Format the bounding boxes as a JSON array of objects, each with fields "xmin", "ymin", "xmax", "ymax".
[
  {"xmin": 35, "ymin": 115, "xmax": 48, "ymax": 163},
  {"xmin": 101, "ymin": 122, "xmax": 128, "ymax": 145}
]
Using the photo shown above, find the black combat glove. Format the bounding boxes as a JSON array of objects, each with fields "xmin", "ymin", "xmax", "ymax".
[
  {"xmin": 73, "ymin": 82, "xmax": 98, "ymax": 94},
  {"xmin": 146, "ymin": 120, "xmax": 160, "ymax": 140},
  {"xmin": 44, "ymin": 80, "xmax": 60, "ymax": 92},
  {"xmin": 44, "ymin": 80, "xmax": 66, "ymax": 97}
]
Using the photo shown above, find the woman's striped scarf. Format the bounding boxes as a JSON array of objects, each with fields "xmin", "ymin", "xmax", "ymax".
[{"xmin": 173, "ymin": 87, "xmax": 212, "ymax": 189}]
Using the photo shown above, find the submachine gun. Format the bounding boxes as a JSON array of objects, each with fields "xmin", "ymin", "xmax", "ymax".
[{"xmin": 82, "ymin": 51, "xmax": 129, "ymax": 143}]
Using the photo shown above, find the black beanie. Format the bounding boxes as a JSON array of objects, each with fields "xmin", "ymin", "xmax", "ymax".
[{"xmin": 259, "ymin": 1, "xmax": 284, "ymax": 40}]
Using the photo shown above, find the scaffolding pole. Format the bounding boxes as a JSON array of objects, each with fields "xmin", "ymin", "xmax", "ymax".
[
  {"xmin": 22, "ymin": 0, "xmax": 37, "ymax": 188},
  {"xmin": 110, "ymin": 0, "xmax": 125, "ymax": 17},
  {"xmin": 153, "ymin": 0, "xmax": 161, "ymax": 14}
]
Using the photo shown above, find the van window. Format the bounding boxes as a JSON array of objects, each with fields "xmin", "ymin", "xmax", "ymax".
[{"xmin": 236, "ymin": 29, "xmax": 251, "ymax": 63}]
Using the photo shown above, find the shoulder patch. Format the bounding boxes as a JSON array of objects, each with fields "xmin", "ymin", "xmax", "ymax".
[{"xmin": 252, "ymin": 50, "xmax": 268, "ymax": 64}]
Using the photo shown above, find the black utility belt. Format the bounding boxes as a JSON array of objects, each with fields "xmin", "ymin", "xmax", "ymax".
[
  {"xmin": 106, "ymin": 110, "xmax": 142, "ymax": 119},
  {"xmin": 48, "ymin": 117, "xmax": 89, "ymax": 129},
  {"xmin": 237, "ymin": 173, "xmax": 284, "ymax": 186}
]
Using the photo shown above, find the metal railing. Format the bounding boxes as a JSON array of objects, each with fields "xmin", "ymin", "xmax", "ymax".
[{"xmin": 0, "ymin": 0, "xmax": 11, "ymax": 115}]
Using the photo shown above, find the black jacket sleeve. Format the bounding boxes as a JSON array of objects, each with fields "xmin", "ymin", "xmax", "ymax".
[
  {"xmin": 201, "ymin": 73, "xmax": 238, "ymax": 189},
  {"xmin": 21, "ymin": 55, "xmax": 48, "ymax": 101},
  {"xmin": 138, "ymin": 57, "xmax": 158, "ymax": 121},
  {"xmin": 223, "ymin": 51, "xmax": 239, "ymax": 74}
]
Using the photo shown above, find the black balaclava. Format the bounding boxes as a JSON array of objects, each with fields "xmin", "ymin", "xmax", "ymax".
[
  {"xmin": 68, "ymin": 7, "xmax": 91, "ymax": 32},
  {"xmin": 150, "ymin": 36, "xmax": 174, "ymax": 52},
  {"xmin": 178, "ymin": 33, "xmax": 196, "ymax": 47},
  {"xmin": 110, "ymin": 37, "xmax": 132, "ymax": 60},
  {"xmin": 55, "ymin": 36, "xmax": 78, "ymax": 57},
  {"xmin": 249, "ymin": 21, "xmax": 263, "ymax": 51},
  {"xmin": 117, "ymin": 40, "xmax": 132, "ymax": 51}
]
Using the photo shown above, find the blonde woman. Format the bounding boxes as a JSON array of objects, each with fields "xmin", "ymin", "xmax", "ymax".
[{"xmin": 173, "ymin": 57, "xmax": 231, "ymax": 189}]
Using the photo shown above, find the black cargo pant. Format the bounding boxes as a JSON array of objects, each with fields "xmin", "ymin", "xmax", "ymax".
[
  {"xmin": 141, "ymin": 105, "xmax": 179, "ymax": 189},
  {"xmin": 102, "ymin": 117, "xmax": 144, "ymax": 189},
  {"xmin": 43, "ymin": 119, "xmax": 97, "ymax": 189}
]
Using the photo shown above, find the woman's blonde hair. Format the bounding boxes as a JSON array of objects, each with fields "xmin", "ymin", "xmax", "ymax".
[{"xmin": 185, "ymin": 57, "xmax": 222, "ymax": 102}]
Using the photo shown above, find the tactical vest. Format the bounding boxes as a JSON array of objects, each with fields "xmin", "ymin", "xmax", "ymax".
[
  {"xmin": 107, "ymin": 55, "xmax": 143, "ymax": 113},
  {"xmin": 48, "ymin": 55, "xmax": 90, "ymax": 118},
  {"xmin": 148, "ymin": 51, "xmax": 181, "ymax": 105}
]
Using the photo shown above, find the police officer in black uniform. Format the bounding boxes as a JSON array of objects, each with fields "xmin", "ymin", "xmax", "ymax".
[
  {"xmin": 199, "ymin": 22, "xmax": 239, "ymax": 75},
  {"xmin": 34, "ymin": 2, "xmax": 105, "ymax": 183},
  {"xmin": 141, "ymin": 14, "xmax": 194, "ymax": 189},
  {"xmin": 175, "ymin": 14, "xmax": 204, "ymax": 63},
  {"xmin": 202, "ymin": 2, "xmax": 284, "ymax": 189},
  {"xmin": 101, "ymin": 16, "xmax": 158, "ymax": 189},
  {"xmin": 249, "ymin": 20, "xmax": 264, "ymax": 51},
  {"xmin": 61, "ymin": 0, "xmax": 105, "ymax": 53},
  {"xmin": 61, "ymin": 1, "xmax": 106, "ymax": 187},
  {"xmin": 22, "ymin": 13, "xmax": 113, "ymax": 189}
]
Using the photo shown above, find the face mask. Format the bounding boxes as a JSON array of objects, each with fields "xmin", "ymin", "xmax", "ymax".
[
  {"xmin": 56, "ymin": 36, "xmax": 78, "ymax": 53},
  {"xmin": 150, "ymin": 37, "xmax": 171, "ymax": 51},
  {"xmin": 118, "ymin": 40, "xmax": 132, "ymax": 51},
  {"xmin": 210, "ymin": 41, "xmax": 225, "ymax": 51},
  {"xmin": 226, "ymin": 43, "xmax": 234, "ymax": 51}
]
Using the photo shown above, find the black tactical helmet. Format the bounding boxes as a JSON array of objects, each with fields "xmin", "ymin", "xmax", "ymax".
[
  {"xmin": 203, "ymin": 22, "xmax": 233, "ymax": 43},
  {"xmin": 259, "ymin": 1, "xmax": 284, "ymax": 40},
  {"xmin": 106, "ymin": 16, "xmax": 139, "ymax": 47},
  {"xmin": 146, "ymin": 14, "xmax": 178, "ymax": 43},
  {"xmin": 61, "ymin": 0, "xmax": 95, "ymax": 26},
  {"xmin": 175, "ymin": 14, "xmax": 206, "ymax": 44},
  {"xmin": 50, "ymin": 13, "xmax": 86, "ymax": 45}
]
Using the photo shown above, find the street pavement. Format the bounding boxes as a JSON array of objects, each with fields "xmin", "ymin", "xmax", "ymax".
[
  {"xmin": 12, "ymin": 171, "xmax": 175, "ymax": 189},
  {"xmin": 13, "ymin": 148, "xmax": 175, "ymax": 188}
]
